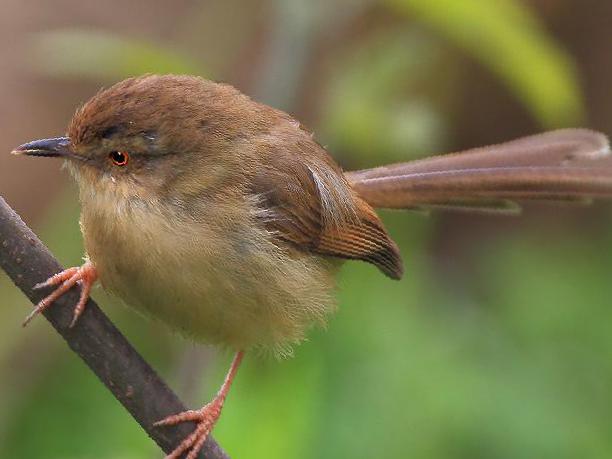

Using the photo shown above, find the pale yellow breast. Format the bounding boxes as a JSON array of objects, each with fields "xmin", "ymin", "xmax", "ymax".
[{"xmin": 79, "ymin": 189, "xmax": 338, "ymax": 355}]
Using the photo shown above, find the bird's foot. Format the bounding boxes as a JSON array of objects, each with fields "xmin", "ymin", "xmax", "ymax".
[
  {"xmin": 155, "ymin": 351, "xmax": 244, "ymax": 459},
  {"xmin": 155, "ymin": 398, "xmax": 225, "ymax": 459},
  {"xmin": 24, "ymin": 261, "xmax": 98, "ymax": 327}
]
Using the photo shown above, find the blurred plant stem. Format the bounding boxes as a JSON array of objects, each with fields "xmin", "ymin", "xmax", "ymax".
[{"xmin": 253, "ymin": 0, "xmax": 372, "ymax": 109}]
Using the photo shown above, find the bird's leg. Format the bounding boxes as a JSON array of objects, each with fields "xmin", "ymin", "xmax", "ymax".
[
  {"xmin": 23, "ymin": 260, "xmax": 98, "ymax": 328},
  {"xmin": 155, "ymin": 351, "xmax": 245, "ymax": 459}
]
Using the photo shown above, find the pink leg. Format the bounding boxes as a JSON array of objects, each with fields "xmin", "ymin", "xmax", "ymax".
[
  {"xmin": 155, "ymin": 351, "xmax": 245, "ymax": 459},
  {"xmin": 24, "ymin": 261, "xmax": 98, "ymax": 328}
]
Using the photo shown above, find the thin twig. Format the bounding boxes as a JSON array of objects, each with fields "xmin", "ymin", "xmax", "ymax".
[{"xmin": 0, "ymin": 195, "xmax": 229, "ymax": 459}]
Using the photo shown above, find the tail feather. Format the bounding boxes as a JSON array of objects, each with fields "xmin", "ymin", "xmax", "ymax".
[{"xmin": 347, "ymin": 129, "xmax": 612, "ymax": 213}]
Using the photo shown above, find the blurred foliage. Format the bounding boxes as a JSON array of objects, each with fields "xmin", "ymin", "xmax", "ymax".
[
  {"xmin": 387, "ymin": 0, "xmax": 585, "ymax": 127},
  {"xmin": 32, "ymin": 29, "xmax": 204, "ymax": 81},
  {"xmin": 2, "ymin": 1, "xmax": 611, "ymax": 459},
  {"xmin": 322, "ymin": 29, "xmax": 448, "ymax": 164}
]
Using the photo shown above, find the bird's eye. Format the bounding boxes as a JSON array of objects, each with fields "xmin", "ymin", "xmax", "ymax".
[{"xmin": 109, "ymin": 151, "xmax": 129, "ymax": 166}]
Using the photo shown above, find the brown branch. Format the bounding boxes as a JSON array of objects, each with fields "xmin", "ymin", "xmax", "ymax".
[{"xmin": 0, "ymin": 196, "xmax": 229, "ymax": 459}]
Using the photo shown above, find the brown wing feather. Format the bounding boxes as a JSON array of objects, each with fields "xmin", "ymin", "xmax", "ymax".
[
  {"xmin": 347, "ymin": 129, "xmax": 612, "ymax": 213},
  {"xmin": 250, "ymin": 133, "xmax": 403, "ymax": 279},
  {"xmin": 316, "ymin": 199, "xmax": 403, "ymax": 278}
]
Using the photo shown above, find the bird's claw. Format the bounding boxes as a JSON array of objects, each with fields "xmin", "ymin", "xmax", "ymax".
[
  {"xmin": 155, "ymin": 401, "xmax": 223, "ymax": 459},
  {"xmin": 24, "ymin": 261, "xmax": 98, "ymax": 327}
]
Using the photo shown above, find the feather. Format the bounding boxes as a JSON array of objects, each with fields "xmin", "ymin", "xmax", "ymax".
[
  {"xmin": 347, "ymin": 129, "xmax": 612, "ymax": 212},
  {"xmin": 250, "ymin": 131, "xmax": 403, "ymax": 279}
]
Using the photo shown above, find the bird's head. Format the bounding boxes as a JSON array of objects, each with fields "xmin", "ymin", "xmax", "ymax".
[{"xmin": 12, "ymin": 74, "xmax": 272, "ymax": 205}]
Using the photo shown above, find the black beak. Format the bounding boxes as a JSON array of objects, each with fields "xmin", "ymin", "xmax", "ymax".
[{"xmin": 11, "ymin": 137, "xmax": 72, "ymax": 157}]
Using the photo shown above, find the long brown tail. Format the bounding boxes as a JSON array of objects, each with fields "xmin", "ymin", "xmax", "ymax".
[{"xmin": 347, "ymin": 129, "xmax": 612, "ymax": 214}]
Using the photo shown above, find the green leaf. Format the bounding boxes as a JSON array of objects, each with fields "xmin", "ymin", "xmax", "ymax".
[
  {"xmin": 387, "ymin": 0, "xmax": 584, "ymax": 127},
  {"xmin": 31, "ymin": 29, "xmax": 204, "ymax": 81}
]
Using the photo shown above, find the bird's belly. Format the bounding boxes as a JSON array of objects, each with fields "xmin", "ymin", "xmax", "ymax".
[{"xmin": 82, "ymin": 205, "xmax": 336, "ymax": 354}]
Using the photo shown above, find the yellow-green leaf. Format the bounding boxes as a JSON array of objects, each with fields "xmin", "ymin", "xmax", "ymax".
[
  {"xmin": 31, "ymin": 29, "xmax": 204, "ymax": 81},
  {"xmin": 387, "ymin": 0, "xmax": 584, "ymax": 127}
]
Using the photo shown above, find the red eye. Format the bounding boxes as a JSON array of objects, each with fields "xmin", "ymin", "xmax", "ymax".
[{"xmin": 109, "ymin": 151, "xmax": 129, "ymax": 166}]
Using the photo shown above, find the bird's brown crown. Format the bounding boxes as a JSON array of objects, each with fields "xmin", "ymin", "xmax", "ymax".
[{"xmin": 68, "ymin": 74, "xmax": 280, "ymax": 157}]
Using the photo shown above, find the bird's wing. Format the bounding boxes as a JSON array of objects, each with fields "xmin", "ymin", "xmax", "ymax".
[
  {"xmin": 347, "ymin": 129, "xmax": 612, "ymax": 214},
  {"xmin": 250, "ymin": 137, "xmax": 403, "ymax": 279}
]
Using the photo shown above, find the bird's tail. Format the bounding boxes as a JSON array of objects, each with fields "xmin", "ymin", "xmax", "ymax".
[{"xmin": 347, "ymin": 129, "xmax": 612, "ymax": 214}]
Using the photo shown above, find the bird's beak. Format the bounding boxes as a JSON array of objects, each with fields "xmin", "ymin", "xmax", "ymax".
[{"xmin": 11, "ymin": 137, "xmax": 72, "ymax": 158}]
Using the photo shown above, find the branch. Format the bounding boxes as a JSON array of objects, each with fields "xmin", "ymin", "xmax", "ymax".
[{"xmin": 0, "ymin": 196, "xmax": 229, "ymax": 459}]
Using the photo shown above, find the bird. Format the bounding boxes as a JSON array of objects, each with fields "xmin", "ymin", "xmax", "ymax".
[{"xmin": 11, "ymin": 74, "xmax": 612, "ymax": 459}]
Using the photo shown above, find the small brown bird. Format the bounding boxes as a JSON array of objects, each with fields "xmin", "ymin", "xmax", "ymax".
[{"xmin": 12, "ymin": 74, "xmax": 612, "ymax": 459}]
